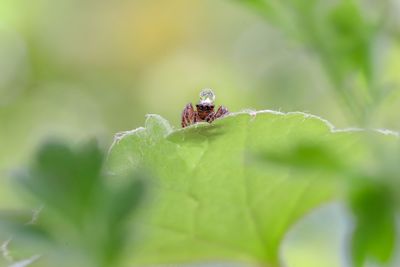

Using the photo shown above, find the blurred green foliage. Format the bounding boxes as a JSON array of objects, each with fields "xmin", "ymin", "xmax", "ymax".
[
  {"xmin": 1, "ymin": 141, "xmax": 146, "ymax": 267},
  {"xmin": 349, "ymin": 181, "xmax": 395, "ymax": 267},
  {"xmin": 239, "ymin": 0, "xmax": 392, "ymax": 124}
]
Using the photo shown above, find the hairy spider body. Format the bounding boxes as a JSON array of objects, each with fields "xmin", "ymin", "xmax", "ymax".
[{"xmin": 181, "ymin": 89, "xmax": 229, "ymax": 128}]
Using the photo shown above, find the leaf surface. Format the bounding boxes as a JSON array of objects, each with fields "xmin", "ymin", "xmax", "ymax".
[{"xmin": 107, "ymin": 111, "xmax": 397, "ymax": 266}]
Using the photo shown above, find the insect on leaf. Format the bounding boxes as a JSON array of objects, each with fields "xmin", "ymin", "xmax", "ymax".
[{"xmin": 106, "ymin": 111, "xmax": 400, "ymax": 266}]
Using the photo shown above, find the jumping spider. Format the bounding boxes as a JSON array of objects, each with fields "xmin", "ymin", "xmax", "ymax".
[{"xmin": 181, "ymin": 89, "xmax": 229, "ymax": 128}]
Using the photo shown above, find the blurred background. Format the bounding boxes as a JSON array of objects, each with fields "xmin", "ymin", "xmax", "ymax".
[{"xmin": 1, "ymin": 0, "xmax": 400, "ymax": 266}]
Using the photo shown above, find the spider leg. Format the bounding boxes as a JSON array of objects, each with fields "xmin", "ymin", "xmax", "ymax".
[
  {"xmin": 181, "ymin": 103, "xmax": 196, "ymax": 128},
  {"xmin": 215, "ymin": 106, "xmax": 229, "ymax": 118},
  {"xmin": 206, "ymin": 106, "xmax": 229, "ymax": 123}
]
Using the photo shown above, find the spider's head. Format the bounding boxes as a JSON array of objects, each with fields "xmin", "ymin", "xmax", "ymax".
[
  {"xmin": 196, "ymin": 88, "xmax": 215, "ymax": 120},
  {"xmin": 196, "ymin": 103, "xmax": 215, "ymax": 120}
]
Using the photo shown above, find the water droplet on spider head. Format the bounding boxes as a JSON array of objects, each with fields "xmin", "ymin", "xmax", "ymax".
[{"xmin": 199, "ymin": 88, "xmax": 215, "ymax": 104}]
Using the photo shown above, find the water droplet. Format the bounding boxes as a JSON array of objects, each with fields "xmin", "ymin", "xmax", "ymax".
[{"xmin": 199, "ymin": 88, "xmax": 215, "ymax": 104}]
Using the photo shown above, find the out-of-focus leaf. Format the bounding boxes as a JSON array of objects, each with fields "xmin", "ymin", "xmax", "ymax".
[
  {"xmin": 107, "ymin": 178, "xmax": 146, "ymax": 230},
  {"xmin": 102, "ymin": 178, "xmax": 147, "ymax": 266},
  {"xmin": 349, "ymin": 180, "xmax": 395, "ymax": 267},
  {"xmin": 107, "ymin": 111, "xmax": 398, "ymax": 266},
  {"xmin": 4, "ymin": 141, "xmax": 147, "ymax": 267},
  {"xmin": 17, "ymin": 140, "xmax": 104, "ymax": 226},
  {"xmin": 236, "ymin": 0, "xmax": 383, "ymax": 122},
  {"xmin": 326, "ymin": 0, "xmax": 374, "ymax": 80}
]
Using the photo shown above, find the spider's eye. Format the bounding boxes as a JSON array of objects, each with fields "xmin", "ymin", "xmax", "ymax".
[{"xmin": 210, "ymin": 105, "xmax": 214, "ymax": 110}]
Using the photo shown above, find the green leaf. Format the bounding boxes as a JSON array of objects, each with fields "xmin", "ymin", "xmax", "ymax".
[
  {"xmin": 4, "ymin": 141, "xmax": 147, "ymax": 267},
  {"xmin": 101, "ymin": 178, "xmax": 147, "ymax": 266},
  {"xmin": 349, "ymin": 180, "xmax": 396, "ymax": 267},
  {"xmin": 17, "ymin": 140, "xmax": 104, "ymax": 226},
  {"xmin": 326, "ymin": 0, "xmax": 374, "ymax": 79},
  {"xmin": 107, "ymin": 111, "xmax": 392, "ymax": 266}
]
